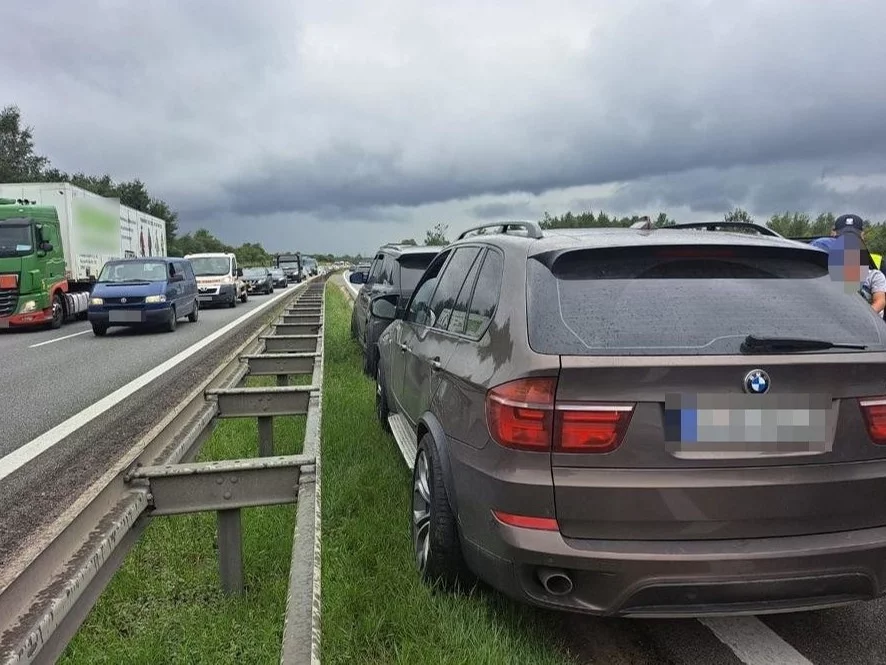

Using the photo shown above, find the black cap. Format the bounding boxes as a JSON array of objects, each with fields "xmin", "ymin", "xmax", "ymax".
[{"xmin": 834, "ymin": 213, "xmax": 864, "ymax": 235}]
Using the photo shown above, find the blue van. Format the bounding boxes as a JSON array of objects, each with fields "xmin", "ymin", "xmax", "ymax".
[{"xmin": 88, "ymin": 257, "xmax": 199, "ymax": 336}]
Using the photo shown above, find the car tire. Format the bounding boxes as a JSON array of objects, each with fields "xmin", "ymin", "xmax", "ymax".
[
  {"xmin": 48, "ymin": 292, "xmax": 65, "ymax": 329},
  {"xmin": 376, "ymin": 364, "xmax": 391, "ymax": 433},
  {"xmin": 188, "ymin": 300, "xmax": 199, "ymax": 323},
  {"xmin": 165, "ymin": 307, "xmax": 177, "ymax": 333},
  {"xmin": 412, "ymin": 435, "xmax": 474, "ymax": 592},
  {"xmin": 240, "ymin": 290, "xmax": 248, "ymax": 303},
  {"xmin": 92, "ymin": 324, "xmax": 107, "ymax": 337}
]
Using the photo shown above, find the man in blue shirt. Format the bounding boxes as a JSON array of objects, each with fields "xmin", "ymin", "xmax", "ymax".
[{"xmin": 813, "ymin": 214, "xmax": 886, "ymax": 317}]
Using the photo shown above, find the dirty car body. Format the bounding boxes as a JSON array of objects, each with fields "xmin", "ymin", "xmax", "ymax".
[{"xmin": 375, "ymin": 221, "xmax": 886, "ymax": 618}]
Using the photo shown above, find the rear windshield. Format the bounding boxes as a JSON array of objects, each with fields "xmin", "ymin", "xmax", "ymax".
[
  {"xmin": 399, "ymin": 254, "xmax": 438, "ymax": 292},
  {"xmin": 527, "ymin": 246, "xmax": 886, "ymax": 356}
]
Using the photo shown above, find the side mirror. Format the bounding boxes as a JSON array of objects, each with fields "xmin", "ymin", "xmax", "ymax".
[
  {"xmin": 170, "ymin": 273, "xmax": 184, "ymax": 282},
  {"xmin": 370, "ymin": 295, "xmax": 399, "ymax": 321},
  {"xmin": 349, "ymin": 271, "xmax": 365, "ymax": 284},
  {"xmin": 236, "ymin": 268, "xmax": 244, "ymax": 277},
  {"xmin": 40, "ymin": 242, "xmax": 54, "ymax": 252}
]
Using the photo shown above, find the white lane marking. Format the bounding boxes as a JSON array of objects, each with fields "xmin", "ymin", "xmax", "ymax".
[
  {"xmin": 0, "ymin": 283, "xmax": 303, "ymax": 482},
  {"xmin": 29, "ymin": 329, "xmax": 91, "ymax": 348},
  {"xmin": 699, "ymin": 617, "xmax": 813, "ymax": 665}
]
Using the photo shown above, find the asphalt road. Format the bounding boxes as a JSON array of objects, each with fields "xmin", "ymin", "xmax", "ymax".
[
  {"xmin": 0, "ymin": 283, "xmax": 306, "ymax": 568},
  {"xmin": 336, "ymin": 271, "xmax": 886, "ymax": 665},
  {"xmin": 0, "ymin": 288, "xmax": 299, "ymax": 456}
]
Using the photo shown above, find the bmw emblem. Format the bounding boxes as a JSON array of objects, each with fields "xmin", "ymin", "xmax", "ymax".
[
  {"xmin": 743, "ymin": 369, "xmax": 770, "ymax": 395},
  {"xmin": 121, "ymin": 297, "xmax": 127, "ymax": 304}
]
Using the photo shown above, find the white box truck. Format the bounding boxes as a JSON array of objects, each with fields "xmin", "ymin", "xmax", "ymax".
[{"xmin": 0, "ymin": 182, "xmax": 168, "ymax": 329}]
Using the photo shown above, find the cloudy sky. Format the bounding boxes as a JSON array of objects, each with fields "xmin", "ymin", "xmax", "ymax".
[{"xmin": 3, "ymin": 0, "xmax": 886, "ymax": 256}]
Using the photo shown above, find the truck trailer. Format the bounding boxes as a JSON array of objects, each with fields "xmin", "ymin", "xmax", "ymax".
[{"xmin": 0, "ymin": 182, "xmax": 168, "ymax": 329}]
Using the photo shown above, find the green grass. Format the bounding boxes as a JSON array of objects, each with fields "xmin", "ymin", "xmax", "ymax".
[
  {"xmin": 60, "ymin": 381, "xmax": 307, "ymax": 663},
  {"xmin": 321, "ymin": 286, "xmax": 575, "ymax": 665}
]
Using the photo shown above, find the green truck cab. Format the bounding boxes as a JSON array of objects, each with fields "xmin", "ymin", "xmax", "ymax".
[{"xmin": 0, "ymin": 198, "xmax": 80, "ymax": 329}]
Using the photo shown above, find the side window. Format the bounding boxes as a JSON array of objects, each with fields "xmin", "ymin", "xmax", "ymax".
[
  {"xmin": 406, "ymin": 277, "xmax": 439, "ymax": 327},
  {"xmin": 379, "ymin": 256, "xmax": 396, "ymax": 286},
  {"xmin": 427, "ymin": 247, "xmax": 481, "ymax": 331},
  {"xmin": 446, "ymin": 249, "xmax": 485, "ymax": 335},
  {"xmin": 366, "ymin": 256, "xmax": 384, "ymax": 285},
  {"xmin": 464, "ymin": 250, "xmax": 504, "ymax": 338},
  {"xmin": 406, "ymin": 250, "xmax": 450, "ymax": 326}
]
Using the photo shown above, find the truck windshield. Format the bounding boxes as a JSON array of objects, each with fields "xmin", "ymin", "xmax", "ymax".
[
  {"xmin": 98, "ymin": 260, "xmax": 169, "ymax": 283},
  {"xmin": 0, "ymin": 221, "xmax": 34, "ymax": 257},
  {"xmin": 189, "ymin": 257, "xmax": 231, "ymax": 276}
]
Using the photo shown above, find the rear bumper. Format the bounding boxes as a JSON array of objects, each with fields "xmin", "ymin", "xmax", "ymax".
[{"xmin": 449, "ymin": 438, "xmax": 886, "ymax": 616}]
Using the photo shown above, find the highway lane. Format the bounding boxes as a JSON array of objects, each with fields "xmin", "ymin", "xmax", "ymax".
[{"xmin": 0, "ymin": 288, "xmax": 293, "ymax": 457}]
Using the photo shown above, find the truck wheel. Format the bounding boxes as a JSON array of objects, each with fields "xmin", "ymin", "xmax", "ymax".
[
  {"xmin": 188, "ymin": 300, "xmax": 199, "ymax": 323},
  {"xmin": 50, "ymin": 293, "xmax": 65, "ymax": 329},
  {"xmin": 92, "ymin": 324, "xmax": 107, "ymax": 337},
  {"xmin": 165, "ymin": 307, "xmax": 177, "ymax": 333},
  {"xmin": 229, "ymin": 292, "xmax": 237, "ymax": 308}
]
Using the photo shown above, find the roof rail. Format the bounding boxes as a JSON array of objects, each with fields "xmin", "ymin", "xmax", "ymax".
[
  {"xmin": 457, "ymin": 221, "xmax": 543, "ymax": 241},
  {"xmin": 663, "ymin": 221, "xmax": 783, "ymax": 238}
]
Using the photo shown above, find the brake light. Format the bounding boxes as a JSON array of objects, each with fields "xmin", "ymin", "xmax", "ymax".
[
  {"xmin": 554, "ymin": 404, "xmax": 634, "ymax": 453},
  {"xmin": 486, "ymin": 378, "xmax": 556, "ymax": 451},
  {"xmin": 859, "ymin": 397, "xmax": 886, "ymax": 445},
  {"xmin": 653, "ymin": 248, "xmax": 736, "ymax": 259},
  {"xmin": 486, "ymin": 378, "xmax": 635, "ymax": 453}
]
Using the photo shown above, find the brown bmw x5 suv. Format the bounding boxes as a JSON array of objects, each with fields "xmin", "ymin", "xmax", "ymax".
[{"xmin": 372, "ymin": 220, "xmax": 886, "ymax": 617}]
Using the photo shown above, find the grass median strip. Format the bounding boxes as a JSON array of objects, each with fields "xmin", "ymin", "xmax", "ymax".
[
  {"xmin": 321, "ymin": 285, "xmax": 574, "ymax": 664},
  {"xmin": 60, "ymin": 381, "xmax": 307, "ymax": 663}
]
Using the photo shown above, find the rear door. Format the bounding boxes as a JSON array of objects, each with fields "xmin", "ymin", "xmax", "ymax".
[
  {"xmin": 401, "ymin": 247, "xmax": 482, "ymax": 424},
  {"xmin": 525, "ymin": 242, "xmax": 886, "ymax": 541}
]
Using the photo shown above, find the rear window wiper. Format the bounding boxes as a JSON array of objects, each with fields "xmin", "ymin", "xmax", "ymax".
[{"xmin": 740, "ymin": 334, "xmax": 867, "ymax": 354}]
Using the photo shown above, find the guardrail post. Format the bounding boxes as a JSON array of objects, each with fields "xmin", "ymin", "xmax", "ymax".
[
  {"xmin": 276, "ymin": 374, "xmax": 288, "ymax": 387},
  {"xmin": 258, "ymin": 416, "xmax": 274, "ymax": 456},
  {"xmin": 218, "ymin": 508, "xmax": 244, "ymax": 594}
]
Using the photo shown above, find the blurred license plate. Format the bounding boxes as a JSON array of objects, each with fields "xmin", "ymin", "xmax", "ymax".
[
  {"xmin": 664, "ymin": 393, "xmax": 832, "ymax": 451},
  {"xmin": 109, "ymin": 309, "xmax": 143, "ymax": 323}
]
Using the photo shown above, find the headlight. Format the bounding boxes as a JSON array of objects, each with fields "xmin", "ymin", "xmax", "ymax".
[
  {"xmin": 89, "ymin": 297, "xmax": 103, "ymax": 306},
  {"xmin": 20, "ymin": 300, "xmax": 38, "ymax": 313},
  {"xmin": 145, "ymin": 295, "xmax": 166, "ymax": 303}
]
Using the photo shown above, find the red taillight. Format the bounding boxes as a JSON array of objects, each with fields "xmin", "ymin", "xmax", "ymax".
[
  {"xmin": 492, "ymin": 510, "xmax": 559, "ymax": 531},
  {"xmin": 860, "ymin": 397, "xmax": 886, "ymax": 445},
  {"xmin": 486, "ymin": 378, "xmax": 556, "ymax": 451},
  {"xmin": 554, "ymin": 404, "xmax": 634, "ymax": 453},
  {"xmin": 486, "ymin": 378, "xmax": 635, "ymax": 453}
]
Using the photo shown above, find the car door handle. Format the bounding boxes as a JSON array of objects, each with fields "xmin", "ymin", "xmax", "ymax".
[{"xmin": 431, "ymin": 357, "xmax": 442, "ymax": 371}]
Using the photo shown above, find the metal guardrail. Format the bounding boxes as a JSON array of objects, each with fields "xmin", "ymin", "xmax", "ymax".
[{"xmin": 0, "ymin": 277, "xmax": 327, "ymax": 665}]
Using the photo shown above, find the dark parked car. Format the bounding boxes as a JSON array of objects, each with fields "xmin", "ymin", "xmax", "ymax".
[
  {"xmin": 88, "ymin": 257, "xmax": 199, "ymax": 335},
  {"xmin": 242, "ymin": 267, "xmax": 274, "ymax": 295},
  {"xmin": 349, "ymin": 244, "xmax": 440, "ymax": 376},
  {"xmin": 373, "ymin": 220, "xmax": 886, "ymax": 617},
  {"xmin": 270, "ymin": 268, "xmax": 288, "ymax": 288}
]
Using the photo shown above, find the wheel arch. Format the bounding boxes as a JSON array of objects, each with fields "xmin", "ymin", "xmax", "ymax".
[{"xmin": 416, "ymin": 413, "xmax": 459, "ymax": 518}]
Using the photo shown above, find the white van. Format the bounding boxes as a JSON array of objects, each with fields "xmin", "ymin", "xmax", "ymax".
[{"xmin": 184, "ymin": 252, "xmax": 248, "ymax": 307}]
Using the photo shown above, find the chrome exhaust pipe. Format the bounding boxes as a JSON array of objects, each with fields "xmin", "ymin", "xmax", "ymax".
[{"xmin": 537, "ymin": 567, "xmax": 574, "ymax": 596}]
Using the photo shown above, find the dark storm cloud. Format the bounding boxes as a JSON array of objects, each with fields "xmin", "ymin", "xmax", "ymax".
[{"xmin": 2, "ymin": 0, "xmax": 886, "ymax": 253}]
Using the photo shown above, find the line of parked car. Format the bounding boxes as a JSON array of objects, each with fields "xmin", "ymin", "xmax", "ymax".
[
  {"xmin": 86, "ymin": 252, "xmax": 297, "ymax": 337},
  {"xmin": 348, "ymin": 220, "xmax": 886, "ymax": 620}
]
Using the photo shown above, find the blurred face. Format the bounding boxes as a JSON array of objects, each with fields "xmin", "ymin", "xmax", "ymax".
[{"xmin": 828, "ymin": 233, "xmax": 869, "ymax": 292}]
